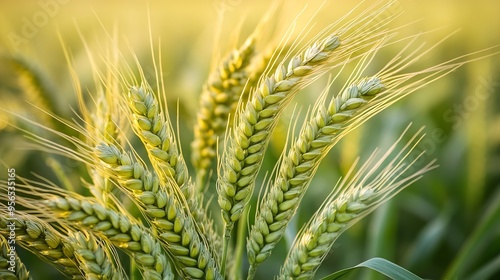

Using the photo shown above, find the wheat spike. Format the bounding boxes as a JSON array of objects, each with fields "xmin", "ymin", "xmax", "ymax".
[
  {"xmin": 278, "ymin": 128, "xmax": 436, "ymax": 279},
  {"xmin": 246, "ymin": 76, "xmax": 385, "ymax": 273},
  {"xmin": 0, "ymin": 235, "xmax": 31, "ymax": 280},
  {"xmin": 68, "ymin": 231, "xmax": 126, "ymax": 280},
  {"xmin": 128, "ymin": 85, "xmax": 190, "ymax": 196},
  {"xmin": 96, "ymin": 143, "xmax": 222, "ymax": 279},
  {"xmin": 0, "ymin": 213, "xmax": 82, "ymax": 278},
  {"xmin": 45, "ymin": 196, "xmax": 175, "ymax": 280},
  {"xmin": 218, "ymin": 34, "xmax": 341, "ymax": 229},
  {"xmin": 192, "ymin": 36, "xmax": 256, "ymax": 189}
]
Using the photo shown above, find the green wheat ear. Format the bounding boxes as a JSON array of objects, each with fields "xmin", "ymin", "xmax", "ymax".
[
  {"xmin": 44, "ymin": 196, "xmax": 175, "ymax": 279},
  {"xmin": 0, "ymin": 213, "xmax": 82, "ymax": 278},
  {"xmin": 0, "ymin": 235, "xmax": 31, "ymax": 280},
  {"xmin": 192, "ymin": 35, "xmax": 256, "ymax": 190},
  {"xmin": 279, "ymin": 127, "xmax": 437, "ymax": 280}
]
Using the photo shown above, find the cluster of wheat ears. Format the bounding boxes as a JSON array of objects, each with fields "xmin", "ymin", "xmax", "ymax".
[{"xmin": 0, "ymin": 0, "xmax": 497, "ymax": 279}]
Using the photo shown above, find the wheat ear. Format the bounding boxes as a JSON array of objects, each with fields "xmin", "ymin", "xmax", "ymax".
[
  {"xmin": 0, "ymin": 235, "xmax": 31, "ymax": 280},
  {"xmin": 192, "ymin": 36, "xmax": 256, "ymax": 189},
  {"xmin": 0, "ymin": 213, "xmax": 82, "ymax": 278},
  {"xmin": 246, "ymin": 76, "xmax": 384, "ymax": 273},
  {"xmin": 96, "ymin": 143, "xmax": 222, "ymax": 279},
  {"xmin": 218, "ymin": 33, "xmax": 341, "ymax": 226},
  {"xmin": 215, "ymin": 0, "xmax": 399, "ymax": 226},
  {"xmin": 279, "ymin": 128, "xmax": 436, "ymax": 279},
  {"xmin": 45, "ymin": 196, "xmax": 174, "ymax": 280},
  {"xmin": 217, "ymin": 32, "xmax": 341, "ymax": 275},
  {"xmin": 128, "ymin": 85, "xmax": 190, "ymax": 196},
  {"xmin": 96, "ymin": 143, "xmax": 221, "ymax": 252},
  {"xmin": 68, "ymin": 231, "xmax": 126, "ymax": 280}
]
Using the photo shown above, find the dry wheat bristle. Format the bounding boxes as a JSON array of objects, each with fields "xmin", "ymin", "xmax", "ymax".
[
  {"xmin": 278, "ymin": 128, "xmax": 436, "ymax": 279},
  {"xmin": 45, "ymin": 196, "xmax": 175, "ymax": 280},
  {"xmin": 0, "ymin": 235, "xmax": 31, "ymax": 280}
]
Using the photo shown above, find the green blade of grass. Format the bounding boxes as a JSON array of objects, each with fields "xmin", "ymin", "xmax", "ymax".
[
  {"xmin": 319, "ymin": 257, "xmax": 423, "ymax": 280},
  {"xmin": 444, "ymin": 187, "xmax": 500, "ymax": 279}
]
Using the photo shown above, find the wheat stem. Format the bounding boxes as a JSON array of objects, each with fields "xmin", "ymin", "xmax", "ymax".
[{"xmin": 231, "ymin": 206, "xmax": 249, "ymax": 280}]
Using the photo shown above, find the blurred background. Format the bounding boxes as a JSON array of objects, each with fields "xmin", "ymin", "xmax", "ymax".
[{"xmin": 1, "ymin": 0, "xmax": 499, "ymax": 279}]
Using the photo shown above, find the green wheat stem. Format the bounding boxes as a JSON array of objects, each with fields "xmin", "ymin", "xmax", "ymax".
[{"xmin": 232, "ymin": 206, "xmax": 249, "ymax": 280}]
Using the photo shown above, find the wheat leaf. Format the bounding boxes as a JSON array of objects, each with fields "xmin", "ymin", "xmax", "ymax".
[{"xmin": 319, "ymin": 257, "xmax": 423, "ymax": 280}]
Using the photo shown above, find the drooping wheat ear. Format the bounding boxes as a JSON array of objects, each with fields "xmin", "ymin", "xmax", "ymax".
[
  {"xmin": 67, "ymin": 231, "xmax": 126, "ymax": 280},
  {"xmin": 0, "ymin": 213, "xmax": 82, "ymax": 278},
  {"xmin": 192, "ymin": 35, "xmax": 256, "ymax": 189},
  {"xmin": 45, "ymin": 196, "xmax": 175, "ymax": 280},
  {"xmin": 246, "ymin": 76, "xmax": 385, "ymax": 273},
  {"xmin": 218, "ymin": 34, "xmax": 341, "ymax": 228},
  {"xmin": 96, "ymin": 142, "xmax": 222, "ymax": 257},
  {"xmin": 279, "ymin": 128, "xmax": 437, "ymax": 280},
  {"xmin": 0, "ymin": 234, "xmax": 31, "ymax": 280},
  {"xmin": 96, "ymin": 143, "xmax": 222, "ymax": 279},
  {"xmin": 128, "ymin": 85, "xmax": 190, "ymax": 196}
]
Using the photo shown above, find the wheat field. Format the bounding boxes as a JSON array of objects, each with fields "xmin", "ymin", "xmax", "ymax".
[{"xmin": 1, "ymin": 0, "xmax": 499, "ymax": 279}]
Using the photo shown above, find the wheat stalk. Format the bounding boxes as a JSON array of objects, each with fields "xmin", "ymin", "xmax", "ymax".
[
  {"xmin": 0, "ymin": 235, "xmax": 31, "ymax": 280},
  {"xmin": 278, "ymin": 128, "xmax": 437, "ymax": 280}
]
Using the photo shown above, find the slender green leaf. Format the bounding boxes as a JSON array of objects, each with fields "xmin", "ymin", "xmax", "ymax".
[
  {"xmin": 320, "ymin": 258, "xmax": 423, "ymax": 280},
  {"xmin": 444, "ymin": 188, "xmax": 500, "ymax": 279}
]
